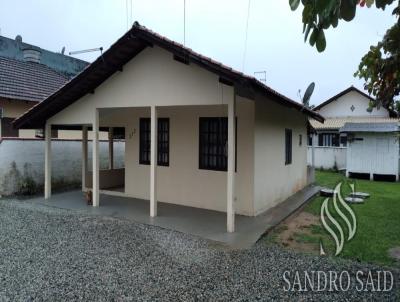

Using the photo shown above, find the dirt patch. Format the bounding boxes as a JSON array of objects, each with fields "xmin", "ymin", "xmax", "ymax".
[{"xmin": 275, "ymin": 211, "xmax": 321, "ymax": 254}]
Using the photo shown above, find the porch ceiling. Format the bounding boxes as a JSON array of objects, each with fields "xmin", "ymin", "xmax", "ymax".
[{"xmin": 14, "ymin": 23, "xmax": 323, "ymax": 130}]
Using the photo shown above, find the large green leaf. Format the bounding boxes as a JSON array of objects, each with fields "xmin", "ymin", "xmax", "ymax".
[
  {"xmin": 289, "ymin": 0, "xmax": 301, "ymax": 10},
  {"xmin": 316, "ymin": 0, "xmax": 334, "ymax": 13},
  {"xmin": 340, "ymin": 0, "xmax": 357, "ymax": 21},
  {"xmin": 316, "ymin": 29, "xmax": 326, "ymax": 52},
  {"xmin": 366, "ymin": 0, "xmax": 375, "ymax": 8},
  {"xmin": 309, "ymin": 28, "xmax": 318, "ymax": 46},
  {"xmin": 375, "ymin": 0, "xmax": 394, "ymax": 9}
]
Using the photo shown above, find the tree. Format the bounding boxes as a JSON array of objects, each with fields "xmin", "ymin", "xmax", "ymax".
[{"xmin": 289, "ymin": 0, "xmax": 400, "ymax": 112}]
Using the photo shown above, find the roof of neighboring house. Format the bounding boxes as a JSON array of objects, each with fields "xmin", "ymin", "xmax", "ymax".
[
  {"xmin": 314, "ymin": 86, "xmax": 398, "ymax": 117},
  {"xmin": 314, "ymin": 86, "xmax": 373, "ymax": 111},
  {"xmin": 0, "ymin": 56, "xmax": 68, "ymax": 102},
  {"xmin": 0, "ymin": 34, "xmax": 88, "ymax": 79},
  {"xmin": 310, "ymin": 116, "xmax": 400, "ymax": 131},
  {"xmin": 340, "ymin": 122, "xmax": 400, "ymax": 133},
  {"xmin": 14, "ymin": 22, "xmax": 324, "ymax": 129}
]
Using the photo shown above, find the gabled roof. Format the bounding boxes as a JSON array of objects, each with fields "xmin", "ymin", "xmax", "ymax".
[
  {"xmin": 314, "ymin": 86, "xmax": 374, "ymax": 111},
  {"xmin": 14, "ymin": 22, "xmax": 323, "ymax": 129},
  {"xmin": 314, "ymin": 86, "xmax": 397, "ymax": 117},
  {"xmin": 0, "ymin": 56, "xmax": 68, "ymax": 102},
  {"xmin": 340, "ymin": 122, "xmax": 399, "ymax": 133}
]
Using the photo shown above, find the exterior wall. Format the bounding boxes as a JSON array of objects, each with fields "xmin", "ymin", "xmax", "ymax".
[
  {"xmin": 316, "ymin": 90, "xmax": 389, "ymax": 118},
  {"xmin": 86, "ymin": 169, "xmax": 125, "ymax": 190},
  {"xmin": 48, "ymin": 46, "xmax": 235, "ymax": 126},
  {"xmin": 98, "ymin": 101, "xmax": 255, "ymax": 216},
  {"xmin": 0, "ymin": 98, "xmax": 108, "ymax": 139},
  {"xmin": 253, "ymin": 96, "xmax": 309, "ymax": 215},
  {"xmin": 0, "ymin": 139, "xmax": 124, "ymax": 195},
  {"xmin": 307, "ymin": 146, "xmax": 347, "ymax": 170},
  {"xmin": 346, "ymin": 133, "xmax": 399, "ymax": 177}
]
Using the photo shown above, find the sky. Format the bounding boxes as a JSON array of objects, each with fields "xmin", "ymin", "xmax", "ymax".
[{"xmin": 0, "ymin": 0, "xmax": 396, "ymax": 106}]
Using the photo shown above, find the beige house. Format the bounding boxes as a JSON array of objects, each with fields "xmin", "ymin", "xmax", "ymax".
[{"xmin": 15, "ymin": 23, "xmax": 323, "ymax": 232}]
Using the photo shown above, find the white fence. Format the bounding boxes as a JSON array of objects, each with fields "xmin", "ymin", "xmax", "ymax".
[
  {"xmin": 0, "ymin": 139, "xmax": 124, "ymax": 196},
  {"xmin": 307, "ymin": 146, "xmax": 347, "ymax": 170}
]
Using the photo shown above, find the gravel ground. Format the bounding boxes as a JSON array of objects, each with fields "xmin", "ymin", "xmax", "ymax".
[{"xmin": 0, "ymin": 198, "xmax": 399, "ymax": 301}]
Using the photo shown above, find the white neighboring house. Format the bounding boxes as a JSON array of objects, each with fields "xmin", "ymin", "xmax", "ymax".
[{"xmin": 309, "ymin": 86, "xmax": 400, "ymax": 180}]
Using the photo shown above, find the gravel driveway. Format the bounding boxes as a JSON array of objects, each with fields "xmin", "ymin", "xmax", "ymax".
[{"xmin": 0, "ymin": 198, "xmax": 398, "ymax": 301}]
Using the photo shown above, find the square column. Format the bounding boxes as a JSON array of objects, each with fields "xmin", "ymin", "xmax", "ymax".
[
  {"xmin": 310, "ymin": 132, "xmax": 316, "ymax": 183},
  {"xmin": 150, "ymin": 106, "xmax": 158, "ymax": 217},
  {"xmin": 227, "ymin": 95, "xmax": 236, "ymax": 233},
  {"xmin": 92, "ymin": 109, "xmax": 100, "ymax": 207},
  {"xmin": 108, "ymin": 127, "xmax": 114, "ymax": 170},
  {"xmin": 44, "ymin": 122, "xmax": 52, "ymax": 199},
  {"xmin": 82, "ymin": 126, "xmax": 88, "ymax": 191}
]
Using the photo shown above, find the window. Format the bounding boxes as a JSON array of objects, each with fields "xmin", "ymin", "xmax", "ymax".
[
  {"xmin": 318, "ymin": 133, "xmax": 340, "ymax": 147},
  {"xmin": 340, "ymin": 135, "xmax": 347, "ymax": 147},
  {"xmin": 157, "ymin": 118, "xmax": 169, "ymax": 166},
  {"xmin": 199, "ymin": 117, "xmax": 236, "ymax": 171},
  {"xmin": 285, "ymin": 129, "xmax": 292, "ymax": 165},
  {"xmin": 139, "ymin": 118, "xmax": 169, "ymax": 166},
  {"xmin": 299, "ymin": 134, "xmax": 303, "ymax": 146},
  {"xmin": 308, "ymin": 134, "xmax": 313, "ymax": 146}
]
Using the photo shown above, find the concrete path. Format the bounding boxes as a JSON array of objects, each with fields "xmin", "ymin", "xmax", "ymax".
[{"xmin": 29, "ymin": 185, "xmax": 320, "ymax": 249}]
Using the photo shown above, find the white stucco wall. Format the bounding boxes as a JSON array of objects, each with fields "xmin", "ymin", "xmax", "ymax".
[
  {"xmin": 0, "ymin": 139, "xmax": 124, "ymax": 195},
  {"xmin": 253, "ymin": 96, "xmax": 309, "ymax": 215},
  {"xmin": 317, "ymin": 90, "xmax": 389, "ymax": 118},
  {"xmin": 307, "ymin": 146, "xmax": 347, "ymax": 170}
]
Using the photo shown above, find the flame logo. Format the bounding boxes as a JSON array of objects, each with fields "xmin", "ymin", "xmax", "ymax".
[{"xmin": 320, "ymin": 183, "xmax": 357, "ymax": 256}]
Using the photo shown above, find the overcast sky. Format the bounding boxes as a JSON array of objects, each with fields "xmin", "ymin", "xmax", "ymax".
[{"xmin": 0, "ymin": 0, "xmax": 396, "ymax": 105}]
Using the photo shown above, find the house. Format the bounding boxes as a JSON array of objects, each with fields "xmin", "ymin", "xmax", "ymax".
[
  {"xmin": 0, "ymin": 34, "xmax": 88, "ymax": 139},
  {"xmin": 14, "ymin": 22, "xmax": 323, "ymax": 232},
  {"xmin": 309, "ymin": 86, "xmax": 399, "ymax": 180}
]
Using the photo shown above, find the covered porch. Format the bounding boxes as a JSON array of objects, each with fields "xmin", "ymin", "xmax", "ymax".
[
  {"xmin": 31, "ymin": 185, "xmax": 319, "ymax": 248},
  {"xmin": 44, "ymin": 101, "xmax": 239, "ymax": 232}
]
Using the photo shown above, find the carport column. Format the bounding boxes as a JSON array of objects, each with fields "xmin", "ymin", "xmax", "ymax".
[
  {"xmin": 82, "ymin": 126, "xmax": 88, "ymax": 191},
  {"xmin": 92, "ymin": 109, "xmax": 100, "ymax": 207},
  {"xmin": 150, "ymin": 106, "xmax": 158, "ymax": 217},
  {"xmin": 227, "ymin": 94, "xmax": 236, "ymax": 233},
  {"xmin": 108, "ymin": 127, "xmax": 114, "ymax": 170},
  {"xmin": 44, "ymin": 121, "xmax": 52, "ymax": 199}
]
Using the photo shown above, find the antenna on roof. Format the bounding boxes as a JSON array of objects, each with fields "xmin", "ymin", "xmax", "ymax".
[
  {"xmin": 183, "ymin": 0, "xmax": 186, "ymax": 46},
  {"xmin": 254, "ymin": 71, "xmax": 266, "ymax": 83},
  {"xmin": 69, "ymin": 47, "xmax": 103, "ymax": 56},
  {"xmin": 61, "ymin": 47, "xmax": 65, "ymax": 54}
]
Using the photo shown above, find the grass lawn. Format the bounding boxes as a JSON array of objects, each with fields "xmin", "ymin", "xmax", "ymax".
[{"xmin": 267, "ymin": 170, "xmax": 400, "ymax": 267}]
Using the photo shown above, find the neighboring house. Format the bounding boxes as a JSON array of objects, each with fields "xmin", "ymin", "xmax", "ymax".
[
  {"xmin": 14, "ymin": 23, "xmax": 323, "ymax": 232},
  {"xmin": 309, "ymin": 86, "xmax": 400, "ymax": 180},
  {"xmin": 0, "ymin": 34, "xmax": 89, "ymax": 139}
]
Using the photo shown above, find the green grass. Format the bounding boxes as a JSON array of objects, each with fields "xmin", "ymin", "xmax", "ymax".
[{"xmin": 305, "ymin": 170, "xmax": 400, "ymax": 267}]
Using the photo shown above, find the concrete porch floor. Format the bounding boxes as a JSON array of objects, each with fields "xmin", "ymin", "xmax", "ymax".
[{"xmin": 29, "ymin": 185, "xmax": 320, "ymax": 249}]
